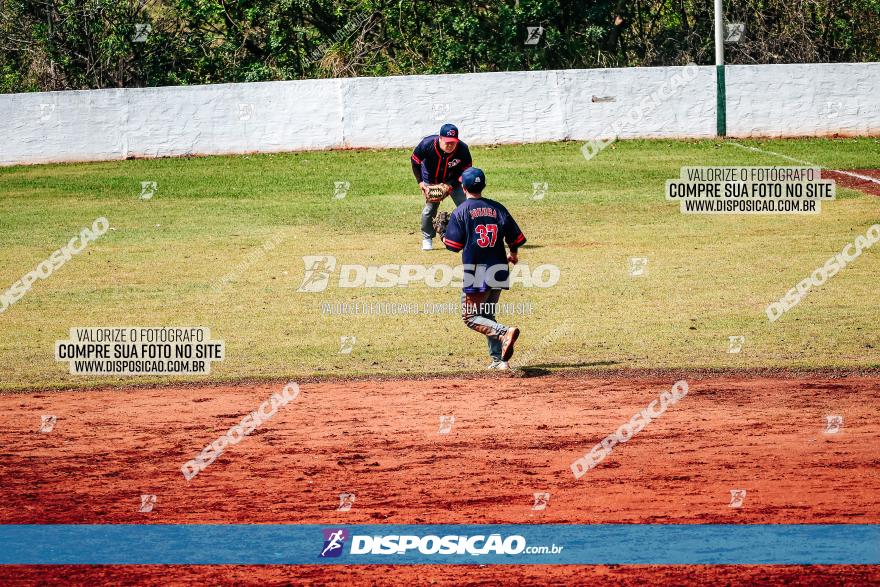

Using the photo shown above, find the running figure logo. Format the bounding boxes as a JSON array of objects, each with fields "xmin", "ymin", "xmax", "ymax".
[
  {"xmin": 729, "ymin": 489, "xmax": 747, "ymax": 508},
  {"xmin": 139, "ymin": 494, "xmax": 157, "ymax": 513},
  {"xmin": 38, "ymin": 415, "xmax": 57, "ymax": 433},
  {"xmin": 438, "ymin": 415, "xmax": 455, "ymax": 434},
  {"xmin": 532, "ymin": 492, "xmax": 551, "ymax": 511},
  {"xmin": 824, "ymin": 415, "xmax": 843, "ymax": 434},
  {"xmin": 628, "ymin": 257, "xmax": 648, "ymax": 277},
  {"xmin": 727, "ymin": 335, "xmax": 745, "ymax": 354},
  {"xmin": 337, "ymin": 493, "xmax": 356, "ymax": 512},
  {"xmin": 297, "ymin": 256, "xmax": 337, "ymax": 292},
  {"xmin": 524, "ymin": 26, "xmax": 544, "ymax": 45},
  {"xmin": 320, "ymin": 528, "xmax": 350, "ymax": 558}
]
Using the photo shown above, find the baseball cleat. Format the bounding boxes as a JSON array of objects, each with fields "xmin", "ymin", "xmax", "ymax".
[
  {"xmin": 487, "ymin": 360, "xmax": 510, "ymax": 370},
  {"xmin": 422, "ymin": 237, "xmax": 433, "ymax": 251},
  {"xmin": 500, "ymin": 327, "xmax": 519, "ymax": 361}
]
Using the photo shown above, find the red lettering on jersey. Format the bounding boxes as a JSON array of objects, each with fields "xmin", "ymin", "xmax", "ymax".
[
  {"xmin": 469, "ymin": 207, "xmax": 498, "ymax": 220},
  {"xmin": 475, "ymin": 224, "xmax": 498, "ymax": 247}
]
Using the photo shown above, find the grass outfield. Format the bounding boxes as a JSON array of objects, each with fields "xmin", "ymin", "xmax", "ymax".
[{"xmin": 0, "ymin": 138, "xmax": 879, "ymax": 391}]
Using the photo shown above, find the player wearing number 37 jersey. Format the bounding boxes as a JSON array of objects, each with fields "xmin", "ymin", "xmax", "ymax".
[{"xmin": 443, "ymin": 167, "xmax": 527, "ymax": 370}]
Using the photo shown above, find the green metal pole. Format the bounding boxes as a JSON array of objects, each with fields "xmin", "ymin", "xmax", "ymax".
[
  {"xmin": 714, "ymin": 0, "xmax": 727, "ymax": 137},
  {"xmin": 716, "ymin": 64, "xmax": 727, "ymax": 137}
]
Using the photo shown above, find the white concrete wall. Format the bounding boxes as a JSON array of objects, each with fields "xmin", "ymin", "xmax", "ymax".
[
  {"xmin": 725, "ymin": 63, "xmax": 880, "ymax": 138},
  {"xmin": 3, "ymin": 79, "xmax": 343, "ymax": 165},
  {"xmin": 2, "ymin": 63, "xmax": 878, "ymax": 166}
]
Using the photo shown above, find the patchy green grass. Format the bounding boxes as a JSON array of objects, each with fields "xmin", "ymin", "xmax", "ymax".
[{"xmin": 1, "ymin": 138, "xmax": 879, "ymax": 391}]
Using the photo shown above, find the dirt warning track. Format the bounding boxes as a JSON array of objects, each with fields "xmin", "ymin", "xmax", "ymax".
[
  {"xmin": 1, "ymin": 374, "xmax": 878, "ymax": 585},
  {"xmin": 826, "ymin": 168, "xmax": 880, "ymax": 197}
]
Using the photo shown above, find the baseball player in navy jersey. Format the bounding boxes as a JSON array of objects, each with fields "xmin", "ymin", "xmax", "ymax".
[
  {"xmin": 410, "ymin": 123, "xmax": 473, "ymax": 250},
  {"xmin": 443, "ymin": 167, "xmax": 526, "ymax": 370}
]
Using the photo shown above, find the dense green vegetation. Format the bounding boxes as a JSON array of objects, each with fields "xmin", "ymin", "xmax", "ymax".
[{"xmin": 3, "ymin": 0, "xmax": 879, "ymax": 93}]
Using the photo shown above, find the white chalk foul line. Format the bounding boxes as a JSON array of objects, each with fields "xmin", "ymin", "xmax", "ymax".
[{"xmin": 728, "ymin": 141, "xmax": 880, "ymax": 185}]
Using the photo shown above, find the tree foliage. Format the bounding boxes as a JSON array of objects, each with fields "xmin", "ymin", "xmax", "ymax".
[{"xmin": 2, "ymin": 0, "xmax": 878, "ymax": 93}]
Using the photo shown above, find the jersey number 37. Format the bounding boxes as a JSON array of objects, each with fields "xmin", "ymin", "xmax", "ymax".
[{"xmin": 475, "ymin": 224, "xmax": 498, "ymax": 247}]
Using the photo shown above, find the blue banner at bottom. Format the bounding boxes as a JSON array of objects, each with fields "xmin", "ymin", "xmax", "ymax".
[{"xmin": 0, "ymin": 525, "xmax": 877, "ymax": 565}]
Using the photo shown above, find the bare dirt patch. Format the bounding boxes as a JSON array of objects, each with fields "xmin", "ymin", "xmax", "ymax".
[
  {"xmin": 1, "ymin": 374, "xmax": 877, "ymax": 585},
  {"xmin": 825, "ymin": 169, "xmax": 880, "ymax": 197}
]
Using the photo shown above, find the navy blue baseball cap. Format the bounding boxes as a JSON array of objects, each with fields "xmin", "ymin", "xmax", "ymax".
[
  {"xmin": 439, "ymin": 123, "xmax": 459, "ymax": 142},
  {"xmin": 461, "ymin": 167, "xmax": 485, "ymax": 192}
]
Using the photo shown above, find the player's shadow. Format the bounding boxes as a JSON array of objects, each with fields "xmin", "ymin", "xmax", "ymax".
[{"xmin": 517, "ymin": 360, "xmax": 619, "ymax": 378}]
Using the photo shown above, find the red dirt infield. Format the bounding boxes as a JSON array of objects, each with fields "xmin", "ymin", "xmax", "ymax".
[
  {"xmin": 1, "ymin": 373, "xmax": 878, "ymax": 585},
  {"xmin": 826, "ymin": 169, "xmax": 880, "ymax": 197}
]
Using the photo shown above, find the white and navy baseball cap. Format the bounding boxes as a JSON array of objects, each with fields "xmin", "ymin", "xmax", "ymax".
[
  {"xmin": 439, "ymin": 123, "xmax": 460, "ymax": 142},
  {"xmin": 461, "ymin": 167, "xmax": 485, "ymax": 192}
]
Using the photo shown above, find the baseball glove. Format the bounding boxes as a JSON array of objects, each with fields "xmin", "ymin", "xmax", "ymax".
[
  {"xmin": 424, "ymin": 183, "xmax": 451, "ymax": 203},
  {"xmin": 433, "ymin": 211, "xmax": 451, "ymax": 239}
]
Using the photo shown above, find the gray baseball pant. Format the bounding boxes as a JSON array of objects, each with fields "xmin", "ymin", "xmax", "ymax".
[{"xmin": 461, "ymin": 288, "xmax": 509, "ymax": 360}]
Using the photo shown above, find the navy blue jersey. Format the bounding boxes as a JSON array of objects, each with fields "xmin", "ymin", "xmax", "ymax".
[
  {"xmin": 410, "ymin": 135, "xmax": 472, "ymax": 186},
  {"xmin": 443, "ymin": 197, "xmax": 527, "ymax": 293}
]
